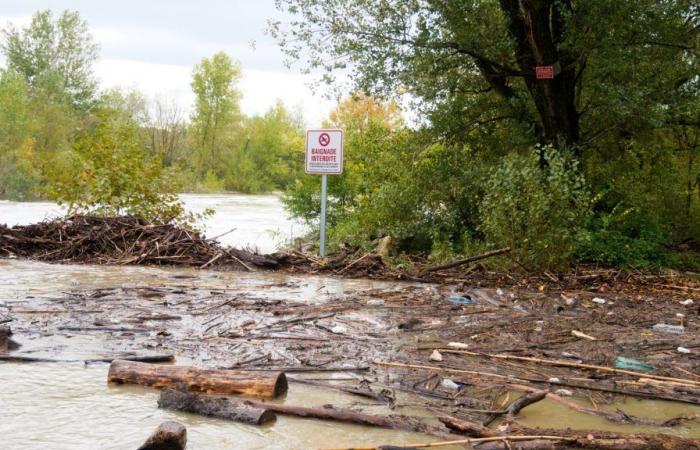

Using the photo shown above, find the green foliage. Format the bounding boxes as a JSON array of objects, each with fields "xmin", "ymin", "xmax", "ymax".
[
  {"xmin": 224, "ymin": 102, "xmax": 305, "ymax": 193},
  {"xmin": 576, "ymin": 212, "xmax": 669, "ymax": 268},
  {"xmin": 190, "ymin": 52, "xmax": 242, "ymax": 175},
  {"xmin": 479, "ymin": 148, "xmax": 591, "ymax": 270},
  {"xmin": 1, "ymin": 9, "xmax": 99, "ymax": 110},
  {"xmin": 48, "ymin": 104, "xmax": 199, "ymax": 225}
]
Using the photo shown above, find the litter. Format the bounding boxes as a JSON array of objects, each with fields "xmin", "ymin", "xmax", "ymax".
[
  {"xmin": 430, "ymin": 350, "xmax": 443, "ymax": 362},
  {"xmin": 447, "ymin": 295, "xmax": 474, "ymax": 305},
  {"xmin": 652, "ymin": 323, "xmax": 685, "ymax": 334},
  {"xmin": 614, "ymin": 356, "xmax": 654, "ymax": 373}
]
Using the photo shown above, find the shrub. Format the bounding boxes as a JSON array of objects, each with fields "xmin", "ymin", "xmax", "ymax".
[
  {"xmin": 48, "ymin": 106, "xmax": 207, "ymax": 226},
  {"xmin": 479, "ymin": 147, "xmax": 591, "ymax": 270}
]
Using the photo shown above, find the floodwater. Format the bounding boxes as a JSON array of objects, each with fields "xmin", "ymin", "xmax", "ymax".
[
  {"xmin": 0, "ymin": 193, "xmax": 306, "ymax": 253},
  {"xmin": 0, "ymin": 259, "xmax": 439, "ymax": 450},
  {"xmin": 2, "ymin": 195, "xmax": 700, "ymax": 449}
]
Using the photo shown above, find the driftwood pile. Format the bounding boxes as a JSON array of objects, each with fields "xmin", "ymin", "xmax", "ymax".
[{"xmin": 0, "ymin": 215, "xmax": 279, "ymax": 270}]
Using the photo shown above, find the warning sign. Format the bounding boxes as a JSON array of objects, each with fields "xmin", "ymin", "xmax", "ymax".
[
  {"xmin": 305, "ymin": 129, "xmax": 343, "ymax": 174},
  {"xmin": 536, "ymin": 66, "xmax": 554, "ymax": 79}
]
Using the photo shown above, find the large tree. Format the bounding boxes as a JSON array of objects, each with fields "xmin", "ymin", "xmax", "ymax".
[
  {"xmin": 190, "ymin": 52, "xmax": 242, "ymax": 174},
  {"xmin": 1, "ymin": 9, "xmax": 99, "ymax": 109},
  {"xmin": 271, "ymin": 0, "xmax": 699, "ymax": 152}
]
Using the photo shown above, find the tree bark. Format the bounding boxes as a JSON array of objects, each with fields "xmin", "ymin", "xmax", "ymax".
[
  {"xmin": 498, "ymin": 0, "xmax": 580, "ymax": 149},
  {"xmin": 137, "ymin": 421, "xmax": 187, "ymax": 450},
  {"xmin": 108, "ymin": 360, "xmax": 288, "ymax": 398},
  {"xmin": 158, "ymin": 388, "xmax": 276, "ymax": 425}
]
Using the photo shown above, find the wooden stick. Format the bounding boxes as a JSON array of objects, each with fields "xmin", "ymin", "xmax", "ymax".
[
  {"xmin": 439, "ymin": 350, "xmax": 700, "ymax": 387},
  {"xmin": 322, "ymin": 435, "xmax": 568, "ymax": 450},
  {"xmin": 224, "ymin": 249, "xmax": 254, "ymax": 271},
  {"xmin": 419, "ymin": 247, "xmax": 511, "ymax": 275}
]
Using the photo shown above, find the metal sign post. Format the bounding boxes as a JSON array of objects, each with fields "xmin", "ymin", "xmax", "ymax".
[
  {"xmin": 319, "ymin": 174, "xmax": 327, "ymax": 256},
  {"xmin": 305, "ymin": 129, "xmax": 344, "ymax": 258}
]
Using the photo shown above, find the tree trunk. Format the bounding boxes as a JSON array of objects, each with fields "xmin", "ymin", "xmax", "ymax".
[
  {"xmin": 137, "ymin": 421, "xmax": 187, "ymax": 450},
  {"xmin": 108, "ymin": 360, "xmax": 288, "ymax": 398},
  {"xmin": 499, "ymin": 0, "xmax": 580, "ymax": 149},
  {"xmin": 158, "ymin": 388, "xmax": 276, "ymax": 425}
]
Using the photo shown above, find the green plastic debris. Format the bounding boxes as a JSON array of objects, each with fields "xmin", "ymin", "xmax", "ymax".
[{"xmin": 614, "ymin": 356, "xmax": 654, "ymax": 373}]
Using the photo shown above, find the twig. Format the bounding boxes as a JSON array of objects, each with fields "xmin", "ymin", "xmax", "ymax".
[
  {"xmin": 439, "ymin": 350, "xmax": 700, "ymax": 387},
  {"xmin": 419, "ymin": 247, "xmax": 511, "ymax": 275}
]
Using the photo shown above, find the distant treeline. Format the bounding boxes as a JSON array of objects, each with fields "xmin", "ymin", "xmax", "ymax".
[{"xmin": 0, "ymin": 10, "xmax": 306, "ymax": 204}]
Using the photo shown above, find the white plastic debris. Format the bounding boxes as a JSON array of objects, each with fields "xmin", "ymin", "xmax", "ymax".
[
  {"xmin": 652, "ymin": 323, "xmax": 685, "ymax": 334},
  {"xmin": 430, "ymin": 350, "xmax": 443, "ymax": 362},
  {"xmin": 548, "ymin": 377, "xmax": 561, "ymax": 383},
  {"xmin": 681, "ymin": 299, "xmax": 694, "ymax": 306},
  {"xmin": 331, "ymin": 325, "xmax": 347, "ymax": 334},
  {"xmin": 535, "ymin": 320, "xmax": 544, "ymax": 332},
  {"xmin": 571, "ymin": 330, "xmax": 597, "ymax": 341},
  {"xmin": 555, "ymin": 389, "xmax": 573, "ymax": 396},
  {"xmin": 447, "ymin": 342, "xmax": 469, "ymax": 349},
  {"xmin": 496, "ymin": 288, "xmax": 504, "ymax": 297},
  {"xmin": 441, "ymin": 378, "xmax": 461, "ymax": 390},
  {"xmin": 678, "ymin": 347, "xmax": 691, "ymax": 354},
  {"xmin": 592, "ymin": 297, "xmax": 606, "ymax": 304}
]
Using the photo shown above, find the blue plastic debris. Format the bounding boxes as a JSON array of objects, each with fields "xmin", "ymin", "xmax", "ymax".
[{"xmin": 448, "ymin": 294, "xmax": 474, "ymax": 305}]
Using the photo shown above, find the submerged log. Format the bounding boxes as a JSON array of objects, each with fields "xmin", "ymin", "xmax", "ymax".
[
  {"xmin": 156, "ymin": 389, "xmax": 449, "ymax": 438},
  {"xmin": 137, "ymin": 421, "xmax": 187, "ymax": 450},
  {"xmin": 108, "ymin": 360, "xmax": 288, "ymax": 398},
  {"xmin": 440, "ymin": 415, "xmax": 700, "ymax": 450},
  {"xmin": 158, "ymin": 388, "xmax": 276, "ymax": 425},
  {"xmin": 0, "ymin": 326, "xmax": 20, "ymax": 351}
]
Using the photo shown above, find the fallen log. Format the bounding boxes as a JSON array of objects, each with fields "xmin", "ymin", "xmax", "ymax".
[
  {"xmin": 137, "ymin": 421, "xmax": 187, "ymax": 450},
  {"xmin": 0, "ymin": 326, "xmax": 20, "ymax": 351},
  {"xmin": 0, "ymin": 354, "xmax": 173, "ymax": 363},
  {"xmin": 242, "ymin": 398, "xmax": 450, "ymax": 438},
  {"xmin": 108, "ymin": 360, "xmax": 288, "ymax": 398},
  {"xmin": 158, "ymin": 388, "xmax": 276, "ymax": 425},
  {"xmin": 419, "ymin": 247, "xmax": 511, "ymax": 275},
  {"xmin": 440, "ymin": 415, "xmax": 700, "ymax": 450}
]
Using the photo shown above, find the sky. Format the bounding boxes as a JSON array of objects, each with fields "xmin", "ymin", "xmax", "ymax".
[{"xmin": 0, "ymin": 0, "xmax": 337, "ymax": 126}]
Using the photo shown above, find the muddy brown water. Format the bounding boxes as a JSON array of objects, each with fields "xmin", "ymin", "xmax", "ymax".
[{"xmin": 2, "ymin": 196, "xmax": 700, "ymax": 449}]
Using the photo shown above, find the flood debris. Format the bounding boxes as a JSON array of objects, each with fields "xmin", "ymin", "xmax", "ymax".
[
  {"xmin": 108, "ymin": 360, "xmax": 288, "ymax": 398},
  {"xmin": 0, "ymin": 215, "xmax": 277, "ymax": 270},
  {"xmin": 158, "ymin": 388, "xmax": 276, "ymax": 425},
  {"xmin": 2, "ymin": 241, "xmax": 700, "ymax": 447},
  {"xmin": 137, "ymin": 421, "xmax": 187, "ymax": 450},
  {"xmin": 0, "ymin": 326, "xmax": 20, "ymax": 351}
]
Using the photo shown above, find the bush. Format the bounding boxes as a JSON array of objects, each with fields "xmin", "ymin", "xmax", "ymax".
[
  {"xmin": 48, "ymin": 106, "xmax": 206, "ymax": 226},
  {"xmin": 479, "ymin": 147, "xmax": 591, "ymax": 270}
]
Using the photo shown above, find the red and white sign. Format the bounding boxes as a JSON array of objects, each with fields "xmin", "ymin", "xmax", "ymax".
[
  {"xmin": 536, "ymin": 66, "xmax": 554, "ymax": 79},
  {"xmin": 305, "ymin": 129, "xmax": 344, "ymax": 174}
]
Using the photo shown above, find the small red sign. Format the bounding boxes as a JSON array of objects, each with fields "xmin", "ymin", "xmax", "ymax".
[{"xmin": 536, "ymin": 66, "xmax": 554, "ymax": 79}]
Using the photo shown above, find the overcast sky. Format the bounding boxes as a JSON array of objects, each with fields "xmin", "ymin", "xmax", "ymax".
[{"xmin": 0, "ymin": 0, "xmax": 336, "ymax": 125}]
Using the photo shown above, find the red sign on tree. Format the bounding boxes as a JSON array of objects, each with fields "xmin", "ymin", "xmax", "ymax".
[{"xmin": 536, "ymin": 66, "xmax": 554, "ymax": 79}]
